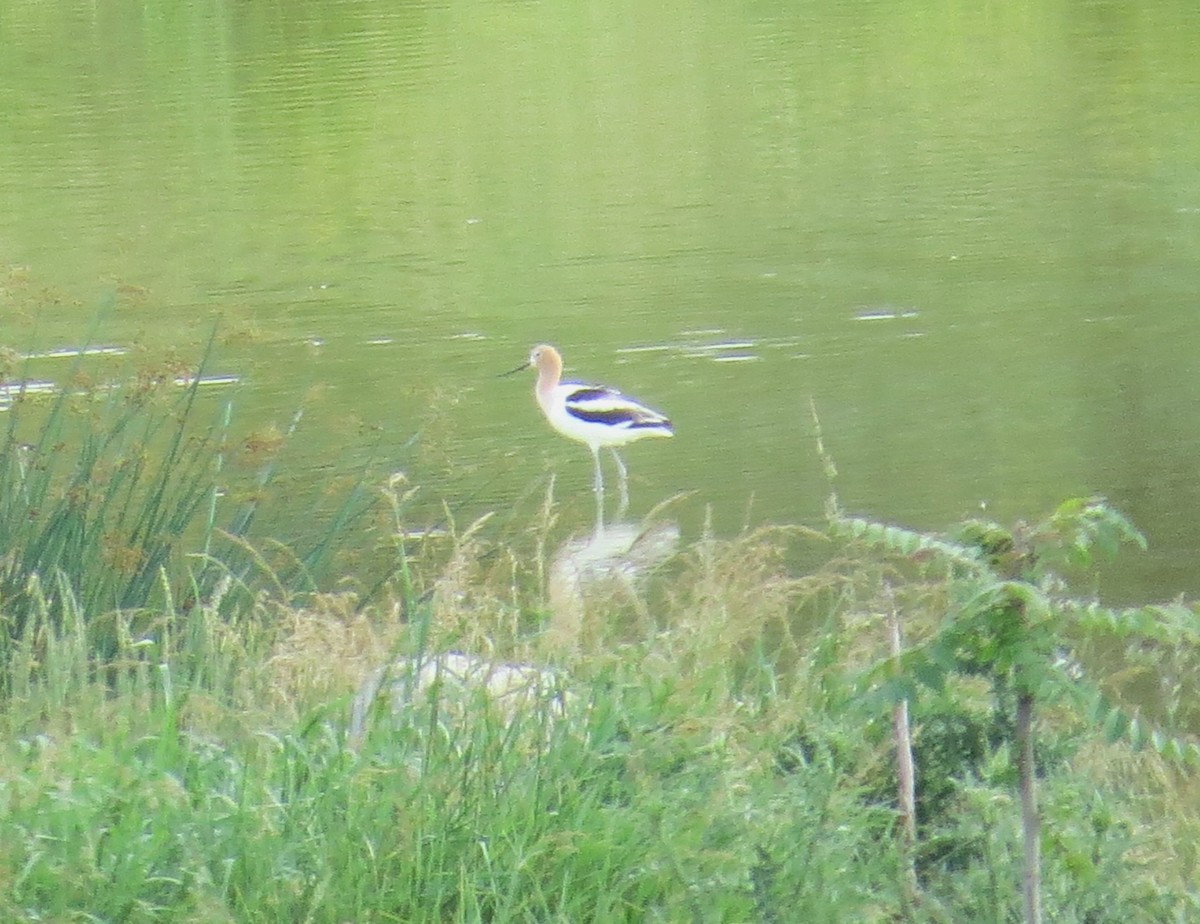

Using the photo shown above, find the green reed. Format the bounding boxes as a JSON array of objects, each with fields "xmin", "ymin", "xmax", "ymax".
[{"xmin": 0, "ymin": 349, "xmax": 224, "ymax": 667}]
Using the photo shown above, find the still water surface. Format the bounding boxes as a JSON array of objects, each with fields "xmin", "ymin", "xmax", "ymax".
[{"xmin": 1, "ymin": 0, "xmax": 1198, "ymax": 601}]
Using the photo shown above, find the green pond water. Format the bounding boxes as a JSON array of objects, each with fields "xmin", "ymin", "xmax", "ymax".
[{"xmin": 1, "ymin": 0, "xmax": 1198, "ymax": 602}]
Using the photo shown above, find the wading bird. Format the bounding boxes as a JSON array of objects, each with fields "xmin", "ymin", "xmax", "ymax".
[{"xmin": 506, "ymin": 344, "xmax": 672, "ymax": 525}]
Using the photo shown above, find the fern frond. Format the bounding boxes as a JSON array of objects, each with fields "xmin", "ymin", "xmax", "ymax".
[
  {"xmin": 831, "ymin": 516, "xmax": 984, "ymax": 570},
  {"xmin": 1088, "ymin": 690, "xmax": 1200, "ymax": 767},
  {"xmin": 1059, "ymin": 600, "xmax": 1200, "ymax": 646}
]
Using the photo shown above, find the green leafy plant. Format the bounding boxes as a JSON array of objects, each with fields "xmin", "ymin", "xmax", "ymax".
[{"xmin": 835, "ymin": 498, "xmax": 1200, "ymax": 924}]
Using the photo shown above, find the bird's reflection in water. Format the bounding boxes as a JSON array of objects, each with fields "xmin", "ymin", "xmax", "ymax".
[{"xmin": 545, "ymin": 518, "xmax": 680, "ymax": 655}]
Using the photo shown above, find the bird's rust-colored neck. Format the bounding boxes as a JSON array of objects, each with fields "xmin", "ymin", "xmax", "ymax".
[{"xmin": 531, "ymin": 344, "xmax": 563, "ymax": 400}]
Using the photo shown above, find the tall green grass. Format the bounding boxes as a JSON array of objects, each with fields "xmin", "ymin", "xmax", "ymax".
[
  {"xmin": 4, "ymin": 554, "xmax": 1195, "ymax": 922},
  {"xmin": 0, "ymin": 582, "xmax": 904, "ymax": 923},
  {"xmin": 0, "ymin": 352, "xmax": 221, "ymax": 647},
  {"xmin": 0, "ymin": 339, "xmax": 380, "ymax": 676}
]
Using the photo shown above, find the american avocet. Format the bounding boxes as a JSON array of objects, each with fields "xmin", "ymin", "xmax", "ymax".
[{"xmin": 506, "ymin": 344, "xmax": 673, "ymax": 522}]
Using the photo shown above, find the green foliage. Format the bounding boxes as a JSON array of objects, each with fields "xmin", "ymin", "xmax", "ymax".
[
  {"xmin": 0, "ymin": 600, "xmax": 901, "ymax": 923},
  {"xmin": 0, "ymin": 375, "xmax": 1195, "ymax": 924},
  {"xmin": 0, "ymin": 348, "xmax": 224, "ymax": 659},
  {"xmin": 831, "ymin": 516, "xmax": 985, "ymax": 572},
  {"xmin": 1032, "ymin": 497, "xmax": 1147, "ymax": 574},
  {"xmin": 919, "ymin": 767, "xmax": 1198, "ymax": 924},
  {"xmin": 834, "ymin": 497, "xmax": 1200, "ymax": 920},
  {"xmin": 1084, "ymin": 688, "xmax": 1200, "ymax": 767},
  {"xmin": 839, "ymin": 499, "xmax": 1200, "ymax": 755},
  {"xmin": 0, "ymin": 339, "xmax": 386, "ymax": 682},
  {"xmin": 1059, "ymin": 599, "xmax": 1198, "ymax": 646}
]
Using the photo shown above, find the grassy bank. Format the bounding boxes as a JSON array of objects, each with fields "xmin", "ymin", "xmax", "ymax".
[{"xmin": 1, "ymin": 357, "xmax": 1198, "ymax": 922}]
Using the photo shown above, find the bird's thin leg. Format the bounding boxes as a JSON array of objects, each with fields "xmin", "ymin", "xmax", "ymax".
[
  {"xmin": 610, "ymin": 449, "xmax": 629, "ymax": 520},
  {"xmin": 591, "ymin": 445, "xmax": 605, "ymax": 534}
]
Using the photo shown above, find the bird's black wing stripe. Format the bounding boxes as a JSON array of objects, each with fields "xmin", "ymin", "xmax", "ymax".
[
  {"xmin": 567, "ymin": 406, "xmax": 672, "ymax": 429},
  {"xmin": 569, "ymin": 406, "xmax": 640, "ymax": 426},
  {"xmin": 568, "ymin": 387, "xmax": 616, "ymax": 402}
]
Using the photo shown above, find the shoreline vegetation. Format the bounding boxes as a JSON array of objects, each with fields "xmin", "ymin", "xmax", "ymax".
[{"xmin": 1, "ymin": 347, "xmax": 1198, "ymax": 923}]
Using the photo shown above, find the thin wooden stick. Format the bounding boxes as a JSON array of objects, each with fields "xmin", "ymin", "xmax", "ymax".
[{"xmin": 887, "ymin": 589, "xmax": 920, "ymax": 909}]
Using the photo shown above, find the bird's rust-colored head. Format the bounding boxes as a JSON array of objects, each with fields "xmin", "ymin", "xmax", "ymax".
[{"xmin": 502, "ymin": 344, "xmax": 563, "ymax": 386}]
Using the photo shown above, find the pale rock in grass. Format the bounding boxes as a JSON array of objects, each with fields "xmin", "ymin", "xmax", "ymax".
[{"xmin": 348, "ymin": 651, "xmax": 573, "ymax": 749}]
